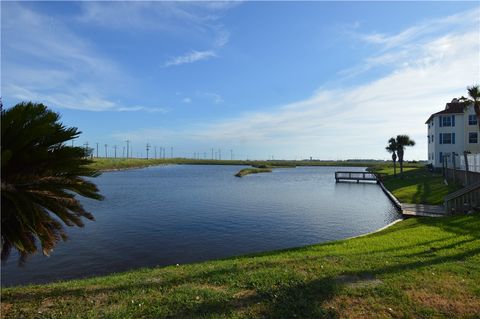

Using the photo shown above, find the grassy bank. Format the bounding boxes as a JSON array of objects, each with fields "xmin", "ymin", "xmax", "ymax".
[
  {"xmin": 87, "ymin": 158, "xmax": 417, "ymax": 172},
  {"xmin": 235, "ymin": 168, "xmax": 272, "ymax": 177},
  {"xmin": 370, "ymin": 165, "xmax": 461, "ymax": 205},
  {"xmin": 2, "ymin": 215, "xmax": 479, "ymax": 318}
]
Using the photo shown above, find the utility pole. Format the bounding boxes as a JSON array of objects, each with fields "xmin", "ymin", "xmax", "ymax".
[
  {"xmin": 113, "ymin": 145, "xmax": 117, "ymax": 158},
  {"xmin": 211, "ymin": 148, "xmax": 214, "ymax": 160},
  {"xmin": 230, "ymin": 149, "xmax": 233, "ymax": 160},
  {"xmin": 218, "ymin": 149, "xmax": 221, "ymax": 160},
  {"xmin": 154, "ymin": 146, "xmax": 157, "ymax": 159},
  {"xmin": 104, "ymin": 144, "xmax": 108, "ymax": 158},
  {"xmin": 96, "ymin": 142, "xmax": 99, "ymax": 158},
  {"xmin": 122, "ymin": 146, "xmax": 125, "ymax": 158},
  {"xmin": 83, "ymin": 142, "xmax": 89, "ymax": 157},
  {"xmin": 146, "ymin": 143, "xmax": 150, "ymax": 159},
  {"xmin": 125, "ymin": 140, "xmax": 130, "ymax": 159}
]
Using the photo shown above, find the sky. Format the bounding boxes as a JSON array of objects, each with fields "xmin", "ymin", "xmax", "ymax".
[{"xmin": 2, "ymin": 1, "xmax": 479, "ymax": 160}]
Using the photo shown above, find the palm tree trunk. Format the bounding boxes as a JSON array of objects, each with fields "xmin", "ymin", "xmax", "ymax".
[
  {"xmin": 475, "ymin": 103, "xmax": 480, "ymax": 130},
  {"xmin": 398, "ymin": 149, "xmax": 404, "ymax": 174},
  {"xmin": 393, "ymin": 160, "xmax": 397, "ymax": 176}
]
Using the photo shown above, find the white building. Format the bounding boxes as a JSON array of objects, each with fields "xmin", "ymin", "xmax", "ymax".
[{"xmin": 426, "ymin": 99, "xmax": 480, "ymax": 168}]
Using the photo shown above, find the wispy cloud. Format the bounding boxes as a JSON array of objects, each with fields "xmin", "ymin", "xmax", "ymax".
[
  {"xmin": 163, "ymin": 30, "xmax": 229, "ymax": 67},
  {"xmin": 164, "ymin": 50, "xmax": 217, "ymax": 67},
  {"xmin": 117, "ymin": 8, "xmax": 479, "ymax": 160},
  {"xmin": 198, "ymin": 92, "xmax": 224, "ymax": 104},
  {"xmin": 339, "ymin": 8, "xmax": 480, "ymax": 80},
  {"xmin": 1, "ymin": 3, "xmax": 164, "ymax": 113},
  {"xmin": 78, "ymin": 1, "xmax": 233, "ymax": 68}
]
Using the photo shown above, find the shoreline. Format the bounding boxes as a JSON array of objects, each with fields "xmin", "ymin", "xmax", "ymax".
[
  {"xmin": 89, "ymin": 158, "xmax": 423, "ymax": 173},
  {"xmin": 2, "ymin": 217, "xmax": 406, "ymax": 288},
  {"xmin": 3, "ymin": 214, "xmax": 478, "ymax": 318}
]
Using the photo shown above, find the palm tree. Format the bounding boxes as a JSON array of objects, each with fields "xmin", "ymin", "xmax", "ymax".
[
  {"xmin": 385, "ymin": 138, "xmax": 398, "ymax": 176},
  {"xmin": 396, "ymin": 135, "xmax": 416, "ymax": 174},
  {"xmin": 1, "ymin": 102, "xmax": 103, "ymax": 262},
  {"xmin": 467, "ymin": 84, "xmax": 480, "ymax": 129}
]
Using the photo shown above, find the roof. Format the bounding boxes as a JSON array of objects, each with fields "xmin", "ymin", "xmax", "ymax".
[{"xmin": 425, "ymin": 101, "xmax": 471, "ymax": 124}]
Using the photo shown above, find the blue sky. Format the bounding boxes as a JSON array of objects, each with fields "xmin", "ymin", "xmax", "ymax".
[{"xmin": 2, "ymin": 1, "xmax": 479, "ymax": 160}]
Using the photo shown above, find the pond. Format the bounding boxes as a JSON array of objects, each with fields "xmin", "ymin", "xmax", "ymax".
[{"xmin": 2, "ymin": 165, "xmax": 400, "ymax": 286}]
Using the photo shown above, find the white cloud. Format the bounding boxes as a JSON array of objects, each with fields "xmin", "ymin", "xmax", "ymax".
[
  {"xmin": 340, "ymin": 8, "xmax": 480, "ymax": 80},
  {"xmin": 1, "ymin": 3, "xmax": 161, "ymax": 113},
  {"xmin": 78, "ymin": 2, "xmax": 232, "ymax": 68},
  {"xmin": 186, "ymin": 13, "xmax": 480, "ymax": 160},
  {"xmin": 110, "ymin": 19, "xmax": 478, "ymax": 159},
  {"xmin": 197, "ymin": 92, "xmax": 224, "ymax": 104},
  {"xmin": 182, "ymin": 97, "xmax": 192, "ymax": 103},
  {"xmin": 164, "ymin": 50, "xmax": 217, "ymax": 67},
  {"xmin": 358, "ymin": 8, "xmax": 479, "ymax": 50}
]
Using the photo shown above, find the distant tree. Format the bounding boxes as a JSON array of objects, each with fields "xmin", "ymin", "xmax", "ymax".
[
  {"xmin": 385, "ymin": 138, "xmax": 398, "ymax": 176},
  {"xmin": 458, "ymin": 85, "xmax": 480, "ymax": 127},
  {"xmin": 1, "ymin": 102, "xmax": 103, "ymax": 262},
  {"xmin": 467, "ymin": 85, "xmax": 480, "ymax": 128},
  {"xmin": 395, "ymin": 135, "xmax": 416, "ymax": 174}
]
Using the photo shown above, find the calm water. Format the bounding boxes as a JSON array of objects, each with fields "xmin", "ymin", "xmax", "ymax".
[{"xmin": 2, "ymin": 165, "xmax": 400, "ymax": 286}]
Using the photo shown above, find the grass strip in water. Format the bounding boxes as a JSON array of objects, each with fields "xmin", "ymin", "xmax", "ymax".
[{"xmin": 235, "ymin": 168, "xmax": 273, "ymax": 177}]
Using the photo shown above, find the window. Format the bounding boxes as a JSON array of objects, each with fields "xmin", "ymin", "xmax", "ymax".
[
  {"xmin": 469, "ymin": 132, "xmax": 478, "ymax": 143},
  {"xmin": 439, "ymin": 133, "xmax": 455, "ymax": 144},
  {"xmin": 431, "ymin": 135, "xmax": 434, "ymax": 143},
  {"xmin": 469, "ymin": 115, "xmax": 477, "ymax": 125},
  {"xmin": 439, "ymin": 152, "xmax": 443, "ymax": 163},
  {"xmin": 428, "ymin": 135, "xmax": 430, "ymax": 143},
  {"xmin": 439, "ymin": 115, "xmax": 455, "ymax": 127}
]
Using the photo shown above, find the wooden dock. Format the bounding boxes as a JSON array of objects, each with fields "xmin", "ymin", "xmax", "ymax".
[
  {"xmin": 335, "ymin": 171, "xmax": 384, "ymax": 183},
  {"xmin": 335, "ymin": 171, "xmax": 448, "ymax": 218},
  {"xmin": 401, "ymin": 203, "xmax": 446, "ymax": 217}
]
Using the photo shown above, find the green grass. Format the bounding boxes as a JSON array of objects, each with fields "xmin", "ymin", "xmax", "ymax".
[
  {"xmin": 235, "ymin": 168, "xmax": 273, "ymax": 177},
  {"xmin": 370, "ymin": 165, "xmax": 461, "ymax": 205},
  {"xmin": 87, "ymin": 158, "xmax": 416, "ymax": 172},
  {"xmin": 2, "ymin": 215, "xmax": 479, "ymax": 318}
]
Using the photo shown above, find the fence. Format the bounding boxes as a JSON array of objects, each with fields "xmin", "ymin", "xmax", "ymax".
[
  {"xmin": 444, "ymin": 153, "xmax": 480, "ymax": 186},
  {"xmin": 456, "ymin": 153, "xmax": 480, "ymax": 172}
]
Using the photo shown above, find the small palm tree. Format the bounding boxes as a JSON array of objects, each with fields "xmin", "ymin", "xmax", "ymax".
[
  {"xmin": 396, "ymin": 135, "xmax": 416, "ymax": 174},
  {"xmin": 467, "ymin": 84, "xmax": 480, "ymax": 128},
  {"xmin": 1, "ymin": 102, "xmax": 103, "ymax": 262},
  {"xmin": 385, "ymin": 138, "xmax": 398, "ymax": 176}
]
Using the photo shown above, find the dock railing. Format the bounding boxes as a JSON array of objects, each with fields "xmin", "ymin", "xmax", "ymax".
[
  {"xmin": 444, "ymin": 180, "xmax": 480, "ymax": 214},
  {"xmin": 335, "ymin": 171, "xmax": 386, "ymax": 183}
]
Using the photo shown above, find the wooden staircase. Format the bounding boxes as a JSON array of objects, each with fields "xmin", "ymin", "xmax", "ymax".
[{"xmin": 444, "ymin": 180, "xmax": 480, "ymax": 214}]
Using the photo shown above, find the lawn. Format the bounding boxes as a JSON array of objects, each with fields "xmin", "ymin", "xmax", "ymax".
[
  {"xmin": 2, "ymin": 215, "xmax": 479, "ymax": 318},
  {"xmin": 370, "ymin": 165, "xmax": 461, "ymax": 205}
]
